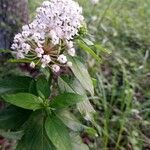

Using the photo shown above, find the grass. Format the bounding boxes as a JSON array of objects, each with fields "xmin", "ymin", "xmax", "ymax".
[{"xmin": 76, "ymin": 0, "xmax": 150, "ymax": 149}]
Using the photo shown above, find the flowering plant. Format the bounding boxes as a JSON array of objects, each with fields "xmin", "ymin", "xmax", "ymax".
[{"xmin": 0, "ymin": 0, "xmax": 103, "ymax": 149}]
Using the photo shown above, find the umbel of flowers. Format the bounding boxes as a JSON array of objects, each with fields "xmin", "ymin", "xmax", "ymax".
[{"xmin": 11, "ymin": 0, "xmax": 84, "ymax": 72}]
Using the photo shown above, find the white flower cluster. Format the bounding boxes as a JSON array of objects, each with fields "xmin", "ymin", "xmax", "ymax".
[{"xmin": 11, "ymin": 0, "xmax": 84, "ymax": 72}]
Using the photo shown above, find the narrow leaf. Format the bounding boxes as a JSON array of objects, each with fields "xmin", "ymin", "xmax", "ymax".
[
  {"xmin": 8, "ymin": 59, "xmax": 31, "ymax": 63},
  {"xmin": 77, "ymin": 40, "xmax": 101, "ymax": 62},
  {"xmin": 0, "ymin": 49, "xmax": 11, "ymax": 53}
]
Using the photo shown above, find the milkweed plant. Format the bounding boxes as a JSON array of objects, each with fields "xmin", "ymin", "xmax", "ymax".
[{"xmin": 0, "ymin": 0, "xmax": 106, "ymax": 149}]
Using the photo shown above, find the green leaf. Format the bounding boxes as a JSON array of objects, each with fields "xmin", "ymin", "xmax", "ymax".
[
  {"xmin": 36, "ymin": 75, "xmax": 50, "ymax": 99},
  {"xmin": 0, "ymin": 130, "xmax": 24, "ymax": 140},
  {"xmin": 16, "ymin": 111, "xmax": 55, "ymax": 150},
  {"xmin": 8, "ymin": 59, "xmax": 31, "ymax": 63},
  {"xmin": 0, "ymin": 49, "xmax": 11, "ymax": 53},
  {"xmin": 56, "ymin": 110, "xmax": 84, "ymax": 132},
  {"xmin": 58, "ymin": 77, "xmax": 75, "ymax": 93},
  {"xmin": 2, "ymin": 93, "xmax": 43, "ymax": 110},
  {"xmin": 50, "ymin": 93, "xmax": 85, "ymax": 109},
  {"xmin": 68, "ymin": 57, "xmax": 94, "ymax": 96},
  {"xmin": 94, "ymin": 44, "xmax": 111, "ymax": 54},
  {"xmin": 0, "ymin": 106, "xmax": 31, "ymax": 129},
  {"xmin": 81, "ymin": 38, "xmax": 94, "ymax": 46},
  {"xmin": 58, "ymin": 77, "xmax": 95, "ymax": 120},
  {"xmin": 0, "ymin": 76, "xmax": 35, "ymax": 94},
  {"xmin": 45, "ymin": 113, "xmax": 72, "ymax": 150},
  {"xmin": 70, "ymin": 133, "xmax": 89, "ymax": 150},
  {"xmin": 77, "ymin": 40, "xmax": 101, "ymax": 62}
]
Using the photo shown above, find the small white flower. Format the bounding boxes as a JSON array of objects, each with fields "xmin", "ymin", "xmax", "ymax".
[
  {"xmin": 32, "ymin": 32, "xmax": 44, "ymax": 42},
  {"xmin": 67, "ymin": 61, "xmax": 73, "ymax": 67},
  {"xmin": 16, "ymin": 51, "xmax": 25, "ymax": 59},
  {"xmin": 22, "ymin": 25, "xmax": 29, "ymax": 31},
  {"xmin": 35, "ymin": 47, "xmax": 44, "ymax": 57},
  {"xmin": 52, "ymin": 64, "xmax": 60, "ymax": 72},
  {"xmin": 42, "ymin": 1, "xmax": 51, "ymax": 7},
  {"xmin": 66, "ymin": 41, "xmax": 74, "ymax": 49},
  {"xmin": 22, "ymin": 43, "xmax": 31, "ymax": 54},
  {"xmin": 68, "ymin": 48, "xmax": 76, "ymax": 56},
  {"xmin": 29, "ymin": 20, "xmax": 38, "ymax": 29},
  {"xmin": 14, "ymin": 33, "xmax": 23, "ymax": 43},
  {"xmin": 30, "ymin": 62, "xmax": 35, "ymax": 68},
  {"xmin": 41, "ymin": 55, "xmax": 51, "ymax": 68},
  {"xmin": 11, "ymin": 43, "xmax": 18, "ymax": 50},
  {"xmin": 57, "ymin": 54, "xmax": 67, "ymax": 64},
  {"xmin": 38, "ymin": 23, "xmax": 46, "ymax": 30},
  {"xmin": 41, "ymin": 55, "xmax": 51, "ymax": 63},
  {"xmin": 51, "ymin": 36, "xmax": 59, "ymax": 45},
  {"xmin": 22, "ymin": 31, "xmax": 30, "ymax": 38}
]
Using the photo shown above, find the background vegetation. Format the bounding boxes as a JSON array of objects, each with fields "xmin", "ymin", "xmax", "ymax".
[{"xmin": 1, "ymin": 0, "xmax": 150, "ymax": 149}]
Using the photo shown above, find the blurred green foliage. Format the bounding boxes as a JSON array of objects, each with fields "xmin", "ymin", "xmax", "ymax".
[{"xmin": 77, "ymin": 0, "xmax": 150, "ymax": 149}]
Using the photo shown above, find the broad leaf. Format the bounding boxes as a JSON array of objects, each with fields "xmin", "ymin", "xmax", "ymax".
[
  {"xmin": 2, "ymin": 93, "xmax": 43, "ymax": 110},
  {"xmin": 68, "ymin": 57, "xmax": 94, "ymax": 96},
  {"xmin": 56, "ymin": 110, "xmax": 84, "ymax": 132},
  {"xmin": 0, "ymin": 76, "xmax": 35, "ymax": 94},
  {"xmin": 70, "ymin": 133, "xmax": 89, "ymax": 150},
  {"xmin": 36, "ymin": 75, "xmax": 50, "ymax": 99},
  {"xmin": 58, "ymin": 77, "xmax": 95, "ymax": 120},
  {"xmin": 16, "ymin": 111, "xmax": 55, "ymax": 150},
  {"xmin": 45, "ymin": 113, "xmax": 72, "ymax": 150},
  {"xmin": 0, "ymin": 106, "xmax": 31, "ymax": 129},
  {"xmin": 50, "ymin": 93, "xmax": 85, "ymax": 109}
]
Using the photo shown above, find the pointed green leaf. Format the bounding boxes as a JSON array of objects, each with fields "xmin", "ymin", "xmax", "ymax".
[
  {"xmin": 56, "ymin": 110, "xmax": 84, "ymax": 132},
  {"xmin": 0, "ymin": 76, "xmax": 35, "ymax": 94},
  {"xmin": 2, "ymin": 93, "xmax": 43, "ymax": 110},
  {"xmin": 45, "ymin": 114, "xmax": 72, "ymax": 150},
  {"xmin": 70, "ymin": 133, "xmax": 89, "ymax": 150},
  {"xmin": 50, "ymin": 93, "xmax": 85, "ymax": 109},
  {"xmin": 0, "ymin": 106, "xmax": 31, "ymax": 129},
  {"xmin": 36, "ymin": 75, "xmax": 50, "ymax": 99},
  {"xmin": 16, "ymin": 111, "xmax": 55, "ymax": 150},
  {"xmin": 58, "ymin": 77, "xmax": 95, "ymax": 120},
  {"xmin": 68, "ymin": 57, "xmax": 94, "ymax": 96}
]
